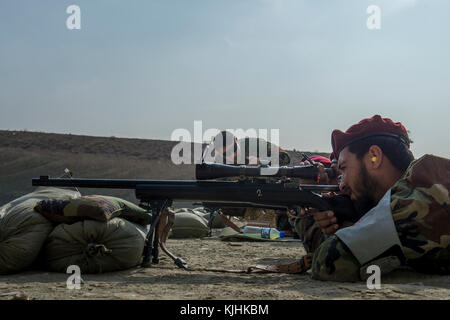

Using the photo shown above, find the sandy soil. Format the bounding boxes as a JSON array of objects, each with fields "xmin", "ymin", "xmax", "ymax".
[{"xmin": 1, "ymin": 237, "xmax": 449, "ymax": 300}]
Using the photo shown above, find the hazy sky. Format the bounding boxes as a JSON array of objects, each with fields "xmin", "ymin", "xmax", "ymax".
[{"xmin": 0, "ymin": 0, "xmax": 449, "ymax": 158}]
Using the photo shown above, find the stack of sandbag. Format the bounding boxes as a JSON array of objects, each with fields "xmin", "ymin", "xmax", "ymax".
[
  {"xmin": 36, "ymin": 195, "xmax": 152, "ymax": 274},
  {"xmin": 168, "ymin": 207, "xmax": 226, "ymax": 239},
  {"xmin": 0, "ymin": 187, "xmax": 80, "ymax": 274}
]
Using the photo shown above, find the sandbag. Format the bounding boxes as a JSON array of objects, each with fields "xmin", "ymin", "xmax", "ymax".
[
  {"xmin": 44, "ymin": 217, "xmax": 147, "ymax": 273},
  {"xmin": 194, "ymin": 210, "xmax": 227, "ymax": 229},
  {"xmin": 0, "ymin": 187, "xmax": 81, "ymax": 274},
  {"xmin": 169, "ymin": 210, "xmax": 209, "ymax": 238},
  {"xmin": 34, "ymin": 195, "xmax": 152, "ymax": 226}
]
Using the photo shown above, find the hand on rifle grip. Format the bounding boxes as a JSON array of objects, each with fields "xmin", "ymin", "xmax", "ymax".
[{"xmin": 312, "ymin": 209, "xmax": 339, "ymax": 235}]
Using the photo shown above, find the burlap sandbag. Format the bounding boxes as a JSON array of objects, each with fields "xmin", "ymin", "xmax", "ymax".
[
  {"xmin": 169, "ymin": 210, "xmax": 209, "ymax": 238},
  {"xmin": 194, "ymin": 210, "xmax": 227, "ymax": 229},
  {"xmin": 44, "ymin": 218, "xmax": 147, "ymax": 273},
  {"xmin": 0, "ymin": 187, "xmax": 81, "ymax": 274}
]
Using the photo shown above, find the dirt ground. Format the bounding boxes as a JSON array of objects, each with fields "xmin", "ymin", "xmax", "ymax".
[{"xmin": 1, "ymin": 237, "xmax": 449, "ymax": 300}]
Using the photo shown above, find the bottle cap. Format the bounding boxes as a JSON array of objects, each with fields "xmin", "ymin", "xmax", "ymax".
[{"xmin": 279, "ymin": 231, "xmax": 285, "ymax": 238}]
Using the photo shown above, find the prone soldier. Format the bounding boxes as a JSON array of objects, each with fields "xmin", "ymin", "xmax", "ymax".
[
  {"xmin": 207, "ymin": 131, "xmax": 293, "ymax": 231},
  {"xmin": 296, "ymin": 115, "xmax": 450, "ymax": 281}
]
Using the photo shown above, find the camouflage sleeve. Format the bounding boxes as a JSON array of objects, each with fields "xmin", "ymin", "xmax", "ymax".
[
  {"xmin": 386, "ymin": 155, "xmax": 450, "ymax": 275},
  {"xmin": 311, "ymin": 235, "xmax": 361, "ymax": 282},
  {"xmin": 293, "ymin": 215, "xmax": 328, "ymax": 253},
  {"xmin": 391, "ymin": 178, "xmax": 450, "ymax": 274}
]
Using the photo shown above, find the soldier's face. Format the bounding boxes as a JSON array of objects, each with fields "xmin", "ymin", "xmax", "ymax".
[{"xmin": 338, "ymin": 147, "xmax": 378, "ymax": 215}]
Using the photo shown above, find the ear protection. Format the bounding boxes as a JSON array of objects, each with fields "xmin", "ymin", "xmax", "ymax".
[{"xmin": 371, "ymin": 156, "xmax": 377, "ymax": 162}]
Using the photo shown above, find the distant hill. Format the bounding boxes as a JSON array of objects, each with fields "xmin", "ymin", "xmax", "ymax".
[{"xmin": 0, "ymin": 130, "xmax": 330, "ymax": 206}]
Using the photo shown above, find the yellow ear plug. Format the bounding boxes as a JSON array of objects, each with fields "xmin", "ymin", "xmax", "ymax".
[{"xmin": 371, "ymin": 156, "xmax": 377, "ymax": 162}]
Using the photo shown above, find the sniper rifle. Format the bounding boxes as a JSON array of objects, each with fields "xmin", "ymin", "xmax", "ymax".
[{"xmin": 32, "ymin": 162, "xmax": 359, "ymax": 270}]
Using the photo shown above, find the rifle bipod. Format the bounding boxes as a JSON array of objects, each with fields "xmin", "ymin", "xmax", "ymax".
[{"xmin": 140, "ymin": 199, "xmax": 189, "ymax": 270}]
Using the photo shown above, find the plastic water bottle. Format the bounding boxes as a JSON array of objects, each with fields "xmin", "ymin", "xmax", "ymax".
[{"xmin": 242, "ymin": 226, "xmax": 285, "ymax": 239}]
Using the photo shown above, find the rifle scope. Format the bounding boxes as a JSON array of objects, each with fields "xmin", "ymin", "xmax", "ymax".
[{"xmin": 195, "ymin": 163, "xmax": 336, "ymax": 180}]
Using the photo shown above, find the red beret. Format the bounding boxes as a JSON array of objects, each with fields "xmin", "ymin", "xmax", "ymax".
[
  {"xmin": 301, "ymin": 155, "xmax": 332, "ymax": 168},
  {"xmin": 331, "ymin": 115, "xmax": 410, "ymax": 158}
]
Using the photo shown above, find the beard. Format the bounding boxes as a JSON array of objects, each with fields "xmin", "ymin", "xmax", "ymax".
[{"xmin": 352, "ymin": 163, "xmax": 379, "ymax": 217}]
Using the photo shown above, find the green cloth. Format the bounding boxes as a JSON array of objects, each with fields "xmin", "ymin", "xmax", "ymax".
[
  {"xmin": 35, "ymin": 195, "xmax": 152, "ymax": 226},
  {"xmin": 218, "ymin": 227, "xmax": 301, "ymax": 242}
]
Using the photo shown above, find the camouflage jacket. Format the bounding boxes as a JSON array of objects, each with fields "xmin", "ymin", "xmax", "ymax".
[{"xmin": 309, "ymin": 154, "xmax": 450, "ymax": 281}]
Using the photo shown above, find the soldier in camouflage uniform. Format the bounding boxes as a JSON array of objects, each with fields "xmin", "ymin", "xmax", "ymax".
[
  {"xmin": 295, "ymin": 115, "xmax": 450, "ymax": 281},
  {"xmin": 208, "ymin": 132, "xmax": 292, "ymax": 228}
]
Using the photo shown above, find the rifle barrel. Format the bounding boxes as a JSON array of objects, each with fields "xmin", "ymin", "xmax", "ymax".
[{"xmin": 32, "ymin": 176, "xmax": 338, "ymax": 191}]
